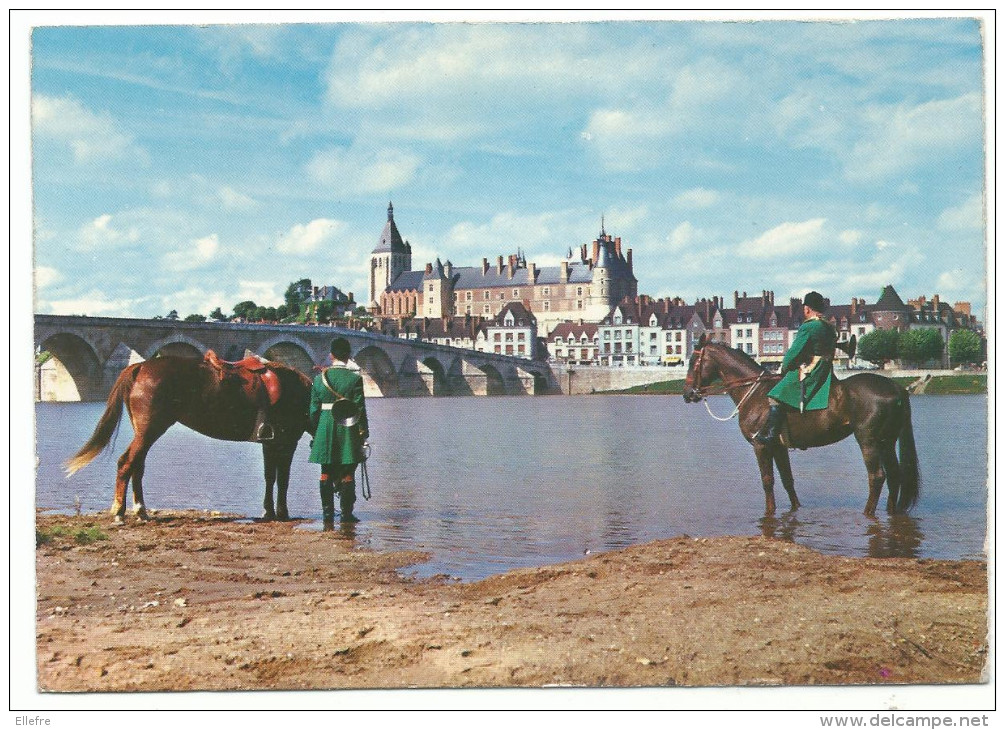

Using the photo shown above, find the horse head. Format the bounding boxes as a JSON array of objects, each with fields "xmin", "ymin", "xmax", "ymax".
[{"xmin": 683, "ymin": 333, "xmax": 721, "ymax": 402}]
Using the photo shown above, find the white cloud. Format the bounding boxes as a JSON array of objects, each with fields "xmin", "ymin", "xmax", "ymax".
[
  {"xmin": 78, "ymin": 214, "xmax": 140, "ymax": 249},
  {"xmin": 219, "ymin": 186, "xmax": 258, "ymax": 211},
  {"xmin": 40, "ymin": 290, "xmax": 155, "ymax": 317},
  {"xmin": 674, "ymin": 188, "xmax": 720, "ymax": 209},
  {"xmin": 34, "ymin": 266, "xmax": 62, "ymax": 289},
  {"xmin": 235, "ymin": 281, "xmax": 281, "ymax": 307},
  {"xmin": 668, "ymin": 222, "xmax": 698, "ymax": 252},
  {"xmin": 739, "ymin": 218, "xmax": 827, "ymax": 259},
  {"xmin": 276, "ymin": 219, "xmax": 345, "ymax": 255},
  {"xmin": 306, "ymin": 146, "xmax": 422, "ymax": 193},
  {"xmin": 442, "ymin": 209, "xmax": 597, "ymax": 263},
  {"xmin": 161, "ymin": 234, "xmax": 220, "ymax": 272},
  {"xmin": 844, "ymin": 93, "xmax": 983, "ymax": 182},
  {"xmin": 937, "ymin": 193, "xmax": 984, "ymax": 232},
  {"xmin": 32, "ymin": 94, "xmax": 144, "ymax": 163}
]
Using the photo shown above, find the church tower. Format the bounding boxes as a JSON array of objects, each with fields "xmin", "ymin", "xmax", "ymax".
[{"xmin": 368, "ymin": 202, "xmax": 412, "ymax": 312}]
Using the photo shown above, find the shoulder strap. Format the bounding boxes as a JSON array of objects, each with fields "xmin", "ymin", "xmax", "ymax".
[{"xmin": 320, "ymin": 369, "xmax": 349, "ymax": 402}]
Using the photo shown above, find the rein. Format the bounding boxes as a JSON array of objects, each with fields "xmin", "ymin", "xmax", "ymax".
[{"xmin": 690, "ymin": 345, "xmax": 770, "ymax": 421}]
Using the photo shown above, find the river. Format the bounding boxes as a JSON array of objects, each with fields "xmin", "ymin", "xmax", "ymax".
[{"xmin": 35, "ymin": 394, "xmax": 988, "ymax": 581}]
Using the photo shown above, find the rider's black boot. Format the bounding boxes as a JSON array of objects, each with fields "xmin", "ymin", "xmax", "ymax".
[
  {"xmin": 320, "ymin": 479, "xmax": 336, "ymax": 530},
  {"xmin": 339, "ymin": 479, "xmax": 360, "ymax": 523},
  {"xmin": 755, "ymin": 404, "xmax": 786, "ymax": 445}
]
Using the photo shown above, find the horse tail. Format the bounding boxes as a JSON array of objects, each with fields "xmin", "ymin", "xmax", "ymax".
[
  {"xmin": 65, "ymin": 363, "xmax": 140, "ymax": 476},
  {"xmin": 895, "ymin": 393, "xmax": 921, "ymax": 513}
]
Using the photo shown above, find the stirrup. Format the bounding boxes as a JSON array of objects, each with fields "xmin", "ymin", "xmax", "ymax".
[{"xmin": 255, "ymin": 423, "xmax": 275, "ymax": 441}]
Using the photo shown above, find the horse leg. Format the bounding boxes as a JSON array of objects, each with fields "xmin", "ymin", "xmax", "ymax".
[
  {"xmin": 128, "ymin": 419, "xmax": 172, "ymax": 521},
  {"xmin": 881, "ymin": 443, "xmax": 902, "ymax": 513},
  {"xmin": 262, "ymin": 444, "xmax": 277, "ymax": 520},
  {"xmin": 754, "ymin": 445, "xmax": 777, "ymax": 514},
  {"xmin": 274, "ymin": 445, "xmax": 295, "ymax": 521},
  {"xmin": 858, "ymin": 443, "xmax": 887, "ymax": 517},
  {"xmin": 773, "ymin": 446, "xmax": 800, "ymax": 510}
]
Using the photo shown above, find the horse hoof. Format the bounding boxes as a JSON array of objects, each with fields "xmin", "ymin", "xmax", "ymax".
[
  {"xmin": 277, "ymin": 512, "xmax": 290, "ymax": 522},
  {"xmin": 261, "ymin": 511, "xmax": 275, "ymax": 522},
  {"xmin": 113, "ymin": 515, "xmax": 125, "ymax": 525}
]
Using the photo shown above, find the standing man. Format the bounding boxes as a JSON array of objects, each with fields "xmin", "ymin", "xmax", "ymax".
[
  {"xmin": 309, "ymin": 337, "xmax": 369, "ymax": 527},
  {"xmin": 755, "ymin": 291, "xmax": 837, "ymax": 445}
]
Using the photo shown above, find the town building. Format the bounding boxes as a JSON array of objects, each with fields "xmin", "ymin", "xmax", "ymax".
[{"xmin": 474, "ymin": 302, "xmax": 539, "ymax": 359}]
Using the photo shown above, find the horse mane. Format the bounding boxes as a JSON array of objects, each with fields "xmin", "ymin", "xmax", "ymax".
[{"xmin": 709, "ymin": 342, "xmax": 769, "ymax": 374}]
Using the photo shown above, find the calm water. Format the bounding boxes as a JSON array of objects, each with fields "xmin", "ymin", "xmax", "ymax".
[{"xmin": 35, "ymin": 395, "xmax": 989, "ymax": 581}]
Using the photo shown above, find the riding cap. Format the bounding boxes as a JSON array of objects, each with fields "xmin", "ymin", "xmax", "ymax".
[{"xmin": 803, "ymin": 291, "xmax": 827, "ymax": 313}]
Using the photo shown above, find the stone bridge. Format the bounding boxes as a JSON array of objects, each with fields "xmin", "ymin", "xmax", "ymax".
[{"xmin": 34, "ymin": 315, "xmax": 560, "ymax": 402}]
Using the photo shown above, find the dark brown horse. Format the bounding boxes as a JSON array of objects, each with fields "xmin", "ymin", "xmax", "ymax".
[
  {"xmin": 682, "ymin": 335, "xmax": 920, "ymax": 516},
  {"xmin": 66, "ymin": 355, "xmax": 312, "ymax": 522}
]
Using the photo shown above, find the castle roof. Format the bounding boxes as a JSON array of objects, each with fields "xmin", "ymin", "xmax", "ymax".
[
  {"xmin": 371, "ymin": 202, "xmax": 409, "ymax": 255},
  {"xmin": 874, "ymin": 284, "xmax": 911, "ymax": 312}
]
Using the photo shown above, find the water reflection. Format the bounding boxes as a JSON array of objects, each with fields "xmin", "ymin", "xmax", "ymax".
[
  {"xmin": 866, "ymin": 514, "xmax": 924, "ymax": 559},
  {"xmin": 759, "ymin": 511, "xmax": 924, "ymax": 559}
]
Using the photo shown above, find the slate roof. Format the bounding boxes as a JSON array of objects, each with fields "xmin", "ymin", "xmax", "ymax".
[
  {"xmin": 874, "ymin": 284, "xmax": 911, "ymax": 312},
  {"xmin": 371, "ymin": 202, "xmax": 409, "ymax": 255},
  {"xmin": 549, "ymin": 321, "xmax": 598, "ymax": 341}
]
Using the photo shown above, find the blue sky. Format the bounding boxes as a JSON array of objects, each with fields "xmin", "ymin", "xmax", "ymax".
[{"xmin": 27, "ymin": 13, "xmax": 990, "ymax": 321}]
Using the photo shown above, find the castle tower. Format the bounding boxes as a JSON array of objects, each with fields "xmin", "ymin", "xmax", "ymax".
[{"xmin": 368, "ymin": 202, "xmax": 412, "ymax": 311}]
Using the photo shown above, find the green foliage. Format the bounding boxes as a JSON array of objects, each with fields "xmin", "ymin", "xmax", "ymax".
[
  {"xmin": 314, "ymin": 300, "xmax": 336, "ymax": 323},
  {"xmin": 165, "ymin": 309, "xmax": 179, "ymax": 320},
  {"xmin": 949, "ymin": 329, "xmax": 983, "ymax": 365},
  {"xmin": 897, "ymin": 328, "xmax": 943, "ymax": 366},
  {"xmin": 208, "ymin": 307, "xmax": 228, "ymax": 322},
  {"xmin": 856, "ymin": 329, "xmax": 900, "ymax": 366},
  {"xmin": 254, "ymin": 306, "xmax": 278, "ymax": 322},
  {"xmin": 184, "ymin": 313, "xmax": 206, "ymax": 322},
  {"xmin": 608, "ymin": 380, "xmax": 686, "ymax": 395},
  {"xmin": 35, "ymin": 350, "xmax": 53, "ymax": 366},
  {"xmin": 232, "ymin": 300, "xmax": 258, "ymax": 320},
  {"xmin": 924, "ymin": 375, "xmax": 986, "ymax": 395},
  {"xmin": 284, "ymin": 279, "xmax": 312, "ymax": 311},
  {"xmin": 36, "ymin": 524, "xmax": 109, "ymax": 547}
]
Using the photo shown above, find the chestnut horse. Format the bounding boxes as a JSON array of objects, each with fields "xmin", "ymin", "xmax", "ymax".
[
  {"xmin": 682, "ymin": 335, "xmax": 919, "ymax": 516},
  {"xmin": 66, "ymin": 355, "xmax": 312, "ymax": 522}
]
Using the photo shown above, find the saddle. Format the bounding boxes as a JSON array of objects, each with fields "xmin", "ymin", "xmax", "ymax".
[{"xmin": 204, "ymin": 350, "xmax": 282, "ymax": 406}]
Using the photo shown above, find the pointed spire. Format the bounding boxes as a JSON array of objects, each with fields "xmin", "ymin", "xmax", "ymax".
[
  {"xmin": 387, "ymin": 201, "xmax": 394, "ymax": 221},
  {"xmin": 601, "ymin": 215, "xmax": 606, "ymax": 238}
]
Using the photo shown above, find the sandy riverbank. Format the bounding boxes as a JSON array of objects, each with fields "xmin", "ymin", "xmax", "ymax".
[{"xmin": 35, "ymin": 510, "xmax": 988, "ymax": 693}]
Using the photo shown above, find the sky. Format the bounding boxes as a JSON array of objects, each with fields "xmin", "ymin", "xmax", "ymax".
[{"xmin": 25, "ymin": 12, "xmax": 991, "ymax": 322}]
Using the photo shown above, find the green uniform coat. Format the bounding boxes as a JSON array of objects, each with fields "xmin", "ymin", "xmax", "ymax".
[
  {"xmin": 308, "ymin": 365, "xmax": 369, "ymax": 465},
  {"xmin": 767, "ymin": 317, "xmax": 837, "ymax": 411}
]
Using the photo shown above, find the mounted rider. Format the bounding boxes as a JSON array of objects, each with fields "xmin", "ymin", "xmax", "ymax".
[{"xmin": 755, "ymin": 291, "xmax": 838, "ymax": 445}]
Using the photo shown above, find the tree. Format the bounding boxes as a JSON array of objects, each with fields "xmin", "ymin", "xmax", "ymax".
[
  {"xmin": 208, "ymin": 307, "xmax": 228, "ymax": 322},
  {"xmin": 232, "ymin": 300, "xmax": 258, "ymax": 321},
  {"xmin": 856, "ymin": 329, "xmax": 899, "ymax": 368},
  {"xmin": 315, "ymin": 300, "xmax": 336, "ymax": 323},
  {"xmin": 949, "ymin": 329, "xmax": 983, "ymax": 365},
  {"xmin": 897, "ymin": 328, "xmax": 943, "ymax": 367},
  {"xmin": 254, "ymin": 305, "xmax": 277, "ymax": 322},
  {"xmin": 165, "ymin": 309, "xmax": 179, "ymax": 320},
  {"xmin": 276, "ymin": 304, "xmax": 290, "ymax": 321},
  {"xmin": 184, "ymin": 313, "xmax": 207, "ymax": 322},
  {"xmin": 285, "ymin": 279, "xmax": 312, "ymax": 312}
]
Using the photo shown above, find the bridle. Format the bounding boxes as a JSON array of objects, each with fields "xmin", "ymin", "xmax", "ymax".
[{"xmin": 688, "ymin": 344, "xmax": 770, "ymax": 421}]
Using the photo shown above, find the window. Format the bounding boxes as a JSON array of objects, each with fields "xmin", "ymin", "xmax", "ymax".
[
  {"xmin": 505, "ymin": 333, "xmax": 513, "ymax": 342},
  {"xmin": 518, "ymin": 332, "xmax": 526, "ymax": 341},
  {"xmin": 746, "ymin": 343, "xmax": 753, "ymax": 354},
  {"xmin": 746, "ymin": 329, "xmax": 753, "ymax": 338},
  {"xmin": 494, "ymin": 345, "xmax": 501, "ymax": 354},
  {"xmin": 505, "ymin": 345, "xmax": 514, "ymax": 355},
  {"xmin": 665, "ymin": 332, "xmax": 672, "ymax": 342},
  {"xmin": 465, "ymin": 292, "xmax": 472, "ymax": 301},
  {"xmin": 513, "ymin": 289, "xmax": 520, "ymax": 298},
  {"xmin": 544, "ymin": 301, "xmax": 550, "ymax": 311},
  {"xmin": 484, "ymin": 291, "xmax": 490, "ymax": 300},
  {"xmin": 518, "ymin": 345, "xmax": 525, "ymax": 355},
  {"xmin": 428, "ymin": 284, "xmax": 434, "ymax": 292},
  {"xmin": 614, "ymin": 330, "xmax": 621, "ymax": 340},
  {"xmin": 577, "ymin": 287, "xmax": 583, "ymax": 296},
  {"xmin": 428, "ymin": 297, "xmax": 434, "ymax": 305},
  {"xmin": 577, "ymin": 300, "xmax": 583, "ymax": 309},
  {"xmin": 484, "ymin": 305, "xmax": 490, "ymax": 314},
  {"xmin": 650, "ymin": 332, "xmax": 657, "ymax": 341},
  {"xmin": 603, "ymin": 331, "xmax": 611, "ymax": 340},
  {"xmin": 494, "ymin": 333, "xmax": 501, "ymax": 342},
  {"xmin": 543, "ymin": 287, "xmax": 550, "ymax": 296},
  {"xmin": 675, "ymin": 332, "xmax": 682, "ymax": 341}
]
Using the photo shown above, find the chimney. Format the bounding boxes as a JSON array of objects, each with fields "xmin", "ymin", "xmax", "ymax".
[
  {"xmin": 497, "ymin": 255, "xmax": 504, "ymax": 274},
  {"xmin": 507, "ymin": 258, "xmax": 515, "ymax": 279},
  {"xmin": 851, "ymin": 298, "xmax": 857, "ymax": 316},
  {"xmin": 560, "ymin": 261, "xmax": 569, "ymax": 283},
  {"xmin": 482, "ymin": 258, "xmax": 489, "ymax": 275},
  {"xmin": 425, "ymin": 262, "xmax": 433, "ymax": 274},
  {"xmin": 581, "ymin": 244, "xmax": 588, "ymax": 262},
  {"xmin": 933, "ymin": 294, "xmax": 940, "ymax": 309},
  {"xmin": 592, "ymin": 240, "xmax": 600, "ymax": 264},
  {"xmin": 615, "ymin": 237, "xmax": 622, "ymax": 258},
  {"xmin": 627, "ymin": 248, "xmax": 633, "ymax": 270},
  {"xmin": 734, "ymin": 291, "xmax": 739, "ymax": 308},
  {"xmin": 529, "ymin": 263, "xmax": 538, "ymax": 282}
]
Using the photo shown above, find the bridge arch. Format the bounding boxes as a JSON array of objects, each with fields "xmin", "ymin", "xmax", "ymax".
[
  {"xmin": 354, "ymin": 345, "xmax": 398, "ymax": 397},
  {"xmin": 261, "ymin": 343, "xmax": 315, "ymax": 378},
  {"xmin": 420, "ymin": 356, "xmax": 450, "ymax": 396},
  {"xmin": 479, "ymin": 363, "xmax": 506, "ymax": 396},
  {"xmin": 36, "ymin": 333, "xmax": 103, "ymax": 401},
  {"xmin": 144, "ymin": 334, "xmax": 207, "ymax": 360}
]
